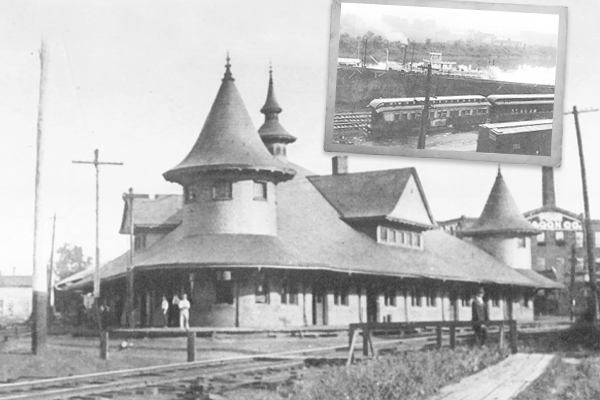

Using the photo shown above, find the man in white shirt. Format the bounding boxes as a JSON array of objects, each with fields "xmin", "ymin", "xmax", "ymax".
[
  {"xmin": 161, "ymin": 296, "xmax": 169, "ymax": 327},
  {"xmin": 179, "ymin": 293, "xmax": 191, "ymax": 330}
]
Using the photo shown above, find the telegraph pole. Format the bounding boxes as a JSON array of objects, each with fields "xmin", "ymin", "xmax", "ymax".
[
  {"xmin": 32, "ymin": 41, "xmax": 49, "ymax": 355},
  {"xmin": 47, "ymin": 213, "xmax": 57, "ymax": 324},
  {"xmin": 565, "ymin": 106, "xmax": 599, "ymax": 323},
  {"xmin": 417, "ymin": 64, "xmax": 432, "ymax": 149},
  {"xmin": 122, "ymin": 188, "xmax": 145, "ymax": 329},
  {"xmin": 73, "ymin": 149, "xmax": 123, "ymax": 328},
  {"xmin": 570, "ymin": 244, "xmax": 576, "ymax": 322}
]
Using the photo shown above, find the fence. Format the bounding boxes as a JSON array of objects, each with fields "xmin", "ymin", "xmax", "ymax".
[{"xmin": 347, "ymin": 320, "xmax": 517, "ymax": 365}]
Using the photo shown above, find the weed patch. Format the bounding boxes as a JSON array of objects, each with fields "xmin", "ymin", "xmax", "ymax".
[{"xmin": 281, "ymin": 346, "xmax": 507, "ymax": 400}]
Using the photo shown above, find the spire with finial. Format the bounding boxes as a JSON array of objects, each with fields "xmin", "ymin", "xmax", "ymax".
[
  {"xmin": 258, "ymin": 64, "xmax": 296, "ymax": 156},
  {"xmin": 223, "ymin": 52, "xmax": 234, "ymax": 81},
  {"xmin": 163, "ymin": 56, "xmax": 295, "ymax": 185},
  {"xmin": 460, "ymin": 169, "xmax": 539, "ymax": 237}
]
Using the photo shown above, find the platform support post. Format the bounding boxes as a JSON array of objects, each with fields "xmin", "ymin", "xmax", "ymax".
[
  {"xmin": 509, "ymin": 320, "xmax": 518, "ymax": 354},
  {"xmin": 100, "ymin": 331, "xmax": 109, "ymax": 360},
  {"xmin": 187, "ymin": 331, "xmax": 196, "ymax": 362},
  {"xmin": 499, "ymin": 323, "xmax": 505, "ymax": 350},
  {"xmin": 436, "ymin": 326, "xmax": 443, "ymax": 349},
  {"xmin": 362, "ymin": 328, "xmax": 369, "ymax": 356},
  {"xmin": 449, "ymin": 325, "xmax": 456, "ymax": 349}
]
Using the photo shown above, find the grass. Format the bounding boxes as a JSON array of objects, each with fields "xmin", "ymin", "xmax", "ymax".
[{"xmin": 250, "ymin": 345, "xmax": 509, "ymax": 400}]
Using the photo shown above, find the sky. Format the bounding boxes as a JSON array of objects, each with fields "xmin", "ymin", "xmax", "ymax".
[
  {"xmin": 341, "ymin": 2, "xmax": 560, "ymax": 41},
  {"xmin": 0, "ymin": 0, "xmax": 599, "ymax": 277}
]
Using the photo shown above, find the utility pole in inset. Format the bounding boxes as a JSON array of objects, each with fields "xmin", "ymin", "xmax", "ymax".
[
  {"xmin": 565, "ymin": 106, "xmax": 599, "ymax": 323},
  {"xmin": 32, "ymin": 41, "xmax": 49, "ymax": 355},
  {"xmin": 417, "ymin": 64, "xmax": 432, "ymax": 150},
  {"xmin": 410, "ymin": 42, "xmax": 415, "ymax": 72},
  {"xmin": 73, "ymin": 149, "xmax": 123, "ymax": 328},
  {"xmin": 122, "ymin": 188, "xmax": 145, "ymax": 329},
  {"xmin": 362, "ymin": 38, "xmax": 368, "ymax": 68},
  {"xmin": 403, "ymin": 41, "xmax": 408, "ymax": 70}
]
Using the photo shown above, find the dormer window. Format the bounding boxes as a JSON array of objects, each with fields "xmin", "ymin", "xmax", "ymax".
[
  {"xmin": 212, "ymin": 181, "xmax": 232, "ymax": 201},
  {"xmin": 377, "ymin": 226, "xmax": 423, "ymax": 250},
  {"xmin": 253, "ymin": 181, "xmax": 267, "ymax": 200}
]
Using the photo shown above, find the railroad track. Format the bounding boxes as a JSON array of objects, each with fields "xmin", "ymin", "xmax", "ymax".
[
  {"xmin": 0, "ymin": 345, "xmax": 344, "ymax": 400},
  {"xmin": 0, "ymin": 321, "xmax": 571, "ymax": 399}
]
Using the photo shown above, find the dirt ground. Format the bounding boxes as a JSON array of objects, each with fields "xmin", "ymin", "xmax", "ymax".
[{"xmin": 0, "ymin": 331, "xmax": 347, "ymax": 384}]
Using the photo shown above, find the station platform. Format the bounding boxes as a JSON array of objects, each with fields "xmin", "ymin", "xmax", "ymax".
[{"xmin": 74, "ymin": 325, "xmax": 350, "ymax": 339}]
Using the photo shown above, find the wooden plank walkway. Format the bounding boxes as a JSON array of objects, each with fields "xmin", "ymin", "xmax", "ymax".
[{"xmin": 430, "ymin": 353, "xmax": 555, "ymax": 400}]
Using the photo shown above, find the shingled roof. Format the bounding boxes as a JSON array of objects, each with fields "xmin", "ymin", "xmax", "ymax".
[
  {"xmin": 308, "ymin": 168, "xmax": 435, "ymax": 227},
  {"xmin": 163, "ymin": 56, "xmax": 295, "ymax": 185},
  {"xmin": 460, "ymin": 169, "xmax": 540, "ymax": 237},
  {"xmin": 258, "ymin": 68, "xmax": 296, "ymax": 144},
  {"xmin": 119, "ymin": 194, "xmax": 182, "ymax": 234},
  {"xmin": 58, "ymin": 170, "xmax": 543, "ymax": 291}
]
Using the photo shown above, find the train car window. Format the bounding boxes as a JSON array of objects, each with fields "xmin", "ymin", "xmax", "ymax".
[
  {"xmin": 441, "ymin": 110, "xmax": 448, "ymax": 117},
  {"xmin": 429, "ymin": 111, "xmax": 435, "ymax": 119},
  {"xmin": 401, "ymin": 113, "xmax": 408, "ymax": 121},
  {"xmin": 410, "ymin": 112, "xmax": 416, "ymax": 120},
  {"xmin": 394, "ymin": 113, "xmax": 400, "ymax": 121},
  {"xmin": 383, "ymin": 112, "xmax": 394, "ymax": 122},
  {"xmin": 450, "ymin": 110, "xmax": 459, "ymax": 117}
]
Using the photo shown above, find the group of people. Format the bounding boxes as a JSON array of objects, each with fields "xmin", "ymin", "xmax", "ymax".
[{"xmin": 161, "ymin": 293, "xmax": 191, "ymax": 329}]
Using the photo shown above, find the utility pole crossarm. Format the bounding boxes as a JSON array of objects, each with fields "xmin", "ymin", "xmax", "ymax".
[{"xmin": 72, "ymin": 149, "xmax": 123, "ymax": 301}]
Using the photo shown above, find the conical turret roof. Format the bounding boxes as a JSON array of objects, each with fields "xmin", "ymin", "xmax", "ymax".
[
  {"xmin": 258, "ymin": 67, "xmax": 297, "ymax": 144},
  {"xmin": 460, "ymin": 168, "xmax": 540, "ymax": 237},
  {"xmin": 163, "ymin": 56, "xmax": 295, "ymax": 185}
]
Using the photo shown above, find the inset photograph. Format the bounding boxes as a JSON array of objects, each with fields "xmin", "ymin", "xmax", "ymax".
[{"xmin": 325, "ymin": 0, "xmax": 567, "ymax": 166}]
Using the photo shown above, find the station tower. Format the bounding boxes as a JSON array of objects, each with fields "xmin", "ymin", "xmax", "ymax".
[
  {"xmin": 163, "ymin": 56, "xmax": 296, "ymax": 237},
  {"xmin": 459, "ymin": 168, "xmax": 540, "ymax": 269}
]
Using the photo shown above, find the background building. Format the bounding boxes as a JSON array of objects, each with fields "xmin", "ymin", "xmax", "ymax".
[{"xmin": 0, "ymin": 274, "xmax": 32, "ymax": 325}]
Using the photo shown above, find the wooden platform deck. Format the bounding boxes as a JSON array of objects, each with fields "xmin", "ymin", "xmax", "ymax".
[{"xmin": 430, "ymin": 352, "xmax": 555, "ymax": 400}]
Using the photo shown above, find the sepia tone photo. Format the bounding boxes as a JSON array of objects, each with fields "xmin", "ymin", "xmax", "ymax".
[{"xmin": 325, "ymin": 0, "xmax": 567, "ymax": 166}]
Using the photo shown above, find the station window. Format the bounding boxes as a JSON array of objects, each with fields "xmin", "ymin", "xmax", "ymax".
[
  {"xmin": 491, "ymin": 295, "xmax": 500, "ymax": 308},
  {"xmin": 184, "ymin": 185, "xmax": 197, "ymax": 203},
  {"xmin": 426, "ymin": 288, "xmax": 437, "ymax": 307},
  {"xmin": 377, "ymin": 226, "xmax": 423, "ymax": 250},
  {"xmin": 576, "ymin": 232, "xmax": 584, "ymax": 248},
  {"xmin": 461, "ymin": 291, "xmax": 471, "ymax": 307},
  {"xmin": 333, "ymin": 284, "xmax": 349, "ymax": 306},
  {"xmin": 212, "ymin": 181, "xmax": 232, "ymax": 201},
  {"xmin": 281, "ymin": 278, "xmax": 299, "ymax": 305},
  {"xmin": 384, "ymin": 287, "xmax": 396, "ymax": 307},
  {"xmin": 215, "ymin": 271, "xmax": 234, "ymax": 304},
  {"xmin": 253, "ymin": 181, "xmax": 267, "ymax": 200},
  {"xmin": 411, "ymin": 289, "xmax": 423, "ymax": 307},
  {"xmin": 255, "ymin": 274, "xmax": 269, "ymax": 304}
]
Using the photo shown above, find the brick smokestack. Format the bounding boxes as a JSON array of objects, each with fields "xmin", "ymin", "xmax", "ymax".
[
  {"xmin": 542, "ymin": 166, "xmax": 556, "ymax": 207},
  {"xmin": 332, "ymin": 156, "xmax": 348, "ymax": 175}
]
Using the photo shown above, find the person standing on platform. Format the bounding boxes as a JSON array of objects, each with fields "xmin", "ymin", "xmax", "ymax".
[
  {"xmin": 161, "ymin": 296, "xmax": 169, "ymax": 327},
  {"xmin": 170, "ymin": 293, "xmax": 180, "ymax": 327},
  {"xmin": 471, "ymin": 287, "xmax": 489, "ymax": 346},
  {"xmin": 179, "ymin": 294, "xmax": 191, "ymax": 330}
]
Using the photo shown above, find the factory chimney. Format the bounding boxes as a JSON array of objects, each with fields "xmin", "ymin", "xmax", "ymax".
[
  {"xmin": 542, "ymin": 167, "xmax": 556, "ymax": 207},
  {"xmin": 332, "ymin": 156, "xmax": 348, "ymax": 175}
]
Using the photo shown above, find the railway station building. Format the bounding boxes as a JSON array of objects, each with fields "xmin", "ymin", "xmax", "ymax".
[{"xmin": 57, "ymin": 59, "xmax": 559, "ymax": 328}]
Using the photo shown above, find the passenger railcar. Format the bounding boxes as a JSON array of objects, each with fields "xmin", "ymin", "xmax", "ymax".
[
  {"xmin": 368, "ymin": 95, "xmax": 489, "ymax": 137},
  {"xmin": 367, "ymin": 93, "xmax": 554, "ymax": 138},
  {"xmin": 487, "ymin": 94, "xmax": 554, "ymax": 123}
]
